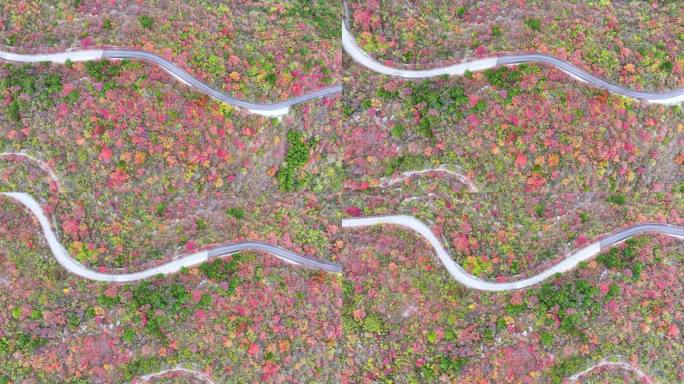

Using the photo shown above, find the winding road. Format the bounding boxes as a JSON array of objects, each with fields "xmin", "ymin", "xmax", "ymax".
[
  {"xmin": 567, "ymin": 356, "xmax": 653, "ymax": 383},
  {"xmin": 0, "ymin": 49, "xmax": 342, "ymax": 117},
  {"xmin": 0, "ymin": 192, "xmax": 341, "ymax": 281},
  {"xmin": 0, "ymin": 151, "xmax": 62, "ymax": 192},
  {"xmin": 342, "ymin": 215, "xmax": 684, "ymax": 291},
  {"xmin": 342, "ymin": 22, "xmax": 684, "ymax": 105},
  {"xmin": 132, "ymin": 367, "xmax": 215, "ymax": 384},
  {"xmin": 379, "ymin": 166, "xmax": 479, "ymax": 192}
]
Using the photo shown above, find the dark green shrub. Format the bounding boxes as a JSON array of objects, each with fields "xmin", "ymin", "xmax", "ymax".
[
  {"xmin": 226, "ymin": 207, "xmax": 245, "ymax": 220},
  {"xmin": 277, "ymin": 130, "xmax": 311, "ymax": 191},
  {"xmin": 606, "ymin": 194, "xmax": 626, "ymax": 205},
  {"xmin": 138, "ymin": 15, "xmax": 154, "ymax": 29},
  {"xmin": 525, "ymin": 18, "xmax": 541, "ymax": 31}
]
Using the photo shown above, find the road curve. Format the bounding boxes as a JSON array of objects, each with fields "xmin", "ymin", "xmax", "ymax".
[
  {"xmin": 132, "ymin": 367, "xmax": 215, "ymax": 384},
  {"xmin": 379, "ymin": 166, "xmax": 479, "ymax": 192},
  {"xmin": 0, "ymin": 192, "xmax": 342, "ymax": 282},
  {"xmin": 342, "ymin": 22, "xmax": 684, "ymax": 105},
  {"xmin": 567, "ymin": 357, "xmax": 653, "ymax": 384},
  {"xmin": 342, "ymin": 215, "xmax": 684, "ymax": 291},
  {"xmin": 0, "ymin": 151, "xmax": 62, "ymax": 192},
  {"xmin": 0, "ymin": 49, "xmax": 342, "ymax": 117}
]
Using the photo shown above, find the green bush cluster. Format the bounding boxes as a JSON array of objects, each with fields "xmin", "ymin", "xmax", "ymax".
[
  {"xmin": 524, "ymin": 18, "xmax": 542, "ymax": 32},
  {"xmin": 597, "ymin": 239, "xmax": 644, "ymax": 280},
  {"xmin": 138, "ymin": 15, "xmax": 154, "ymax": 29},
  {"xmin": 85, "ymin": 60, "xmax": 123, "ymax": 83},
  {"xmin": 0, "ymin": 332, "xmax": 47, "ymax": 355},
  {"xmin": 606, "ymin": 193, "xmax": 626, "ymax": 205},
  {"xmin": 419, "ymin": 355, "xmax": 468, "ymax": 380},
  {"xmin": 537, "ymin": 279, "xmax": 599, "ymax": 335},
  {"xmin": 549, "ymin": 355, "xmax": 585, "ymax": 384},
  {"xmin": 128, "ymin": 281, "xmax": 191, "ymax": 337},
  {"xmin": 199, "ymin": 253, "xmax": 245, "ymax": 295},
  {"xmin": 403, "ymin": 81, "xmax": 468, "ymax": 137},
  {"xmin": 288, "ymin": 0, "xmax": 339, "ymax": 39},
  {"xmin": 484, "ymin": 65, "xmax": 531, "ymax": 102},
  {"xmin": 226, "ymin": 207, "xmax": 246, "ymax": 220},
  {"xmin": 277, "ymin": 130, "xmax": 311, "ymax": 191},
  {"xmin": 1, "ymin": 65, "xmax": 62, "ymax": 121}
]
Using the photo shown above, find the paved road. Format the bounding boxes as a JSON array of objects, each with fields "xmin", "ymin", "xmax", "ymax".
[
  {"xmin": 132, "ymin": 367, "xmax": 215, "ymax": 384},
  {"xmin": 0, "ymin": 49, "xmax": 342, "ymax": 117},
  {"xmin": 568, "ymin": 357, "xmax": 653, "ymax": 384},
  {"xmin": 342, "ymin": 22, "xmax": 684, "ymax": 105},
  {"xmin": 1, "ymin": 192, "xmax": 342, "ymax": 282},
  {"xmin": 343, "ymin": 215, "xmax": 684, "ymax": 291}
]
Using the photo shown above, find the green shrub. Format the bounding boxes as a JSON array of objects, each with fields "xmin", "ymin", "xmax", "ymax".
[
  {"xmin": 659, "ymin": 60, "xmax": 673, "ymax": 73},
  {"xmin": 549, "ymin": 355, "xmax": 585, "ymax": 384},
  {"xmin": 540, "ymin": 332, "xmax": 554, "ymax": 348},
  {"xmin": 537, "ymin": 279, "xmax": 599, "ymax": 335},
  {"xmin": 199, "ymin": 253, "xmax": 244, "ymax": 284},
  {"xmin": 362, "ymin": 313, "xmax": 384, "ymax": 334},
  {"xmin": 597, "ymin": 239, "xmax": 642, "ymax": 281},
  {"xmin": 606, "ymin": 193, "xmax": 626, "ymax": 205},
  {"xmin": 122, "ymin": 357, "xmax": 162, "ymax": 381},
  {"xmin": 277, "ymin": 130, "xmax": 311, "ymax": 191},
  {"xmin": 138, "ymin": 15, "xmax": 154, "ymax": 29},
  {"xmin": 122, "ymin": 328, "xmax": 136, "ymax": 344},
  {"xmin": 288, "ymin": 0, "xmax": 338, "ymax": 39},
  {"xmin": 226, "ymin": 207, "xmax": 245, "ymax": 220},
  {"xmin": 128, "ymin": 281, "xmax": 191, "ymax": 337},
  {"xmin": 484, "ymin": 66, "xmax": 525, "ymax": 101},
  {"xmin": 155, "ymin": 202, "xmax": 166, "ymax": 216},
  {"xmin": 525, "ymin": 18, "xmax": 541, "ymax": 31},
  {"xmin": 390, "ymin": 124, "xmax": 406, "ymax": 138},
  {"xmin": 85, "ymin": 60, "xmax": 123, "ymax": 82},
  {"xmin": 439, "ymin": 356, "xmax": 468, "ymax": 375},
  {"xmin": 403, "ymin": 81, "xmax": 468, "ymax": 136},
  {"xmin": 1, "ymin": 65, "xmax": 63, "ymax": 120}
]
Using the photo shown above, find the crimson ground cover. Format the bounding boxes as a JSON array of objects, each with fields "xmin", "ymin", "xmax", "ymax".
[{"xmin": 1, "ymin": 1, "xmax": 683, "ymax": 383}]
